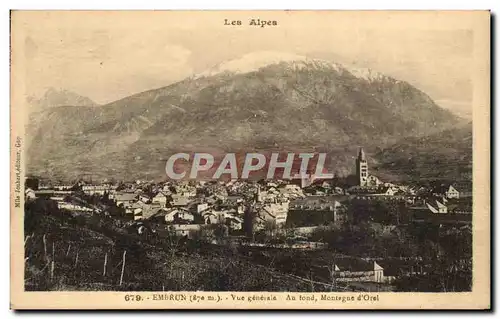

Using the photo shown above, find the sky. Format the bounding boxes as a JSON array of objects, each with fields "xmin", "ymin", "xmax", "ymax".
[{"xmin": 14, "ymin": 11, "xmax": 485, "ymax": 118}]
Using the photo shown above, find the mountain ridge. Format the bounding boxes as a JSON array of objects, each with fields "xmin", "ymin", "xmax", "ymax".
[{"xmin": 26, "ymin": 54, "xmax": 468, "ymax": 182}]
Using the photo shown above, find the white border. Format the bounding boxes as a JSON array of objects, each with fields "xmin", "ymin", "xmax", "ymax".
[{"xmin": 3, "ymin": 1, "xmax": 497, "ymax": 318}]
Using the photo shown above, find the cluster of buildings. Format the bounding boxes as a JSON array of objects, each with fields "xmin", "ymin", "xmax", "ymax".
[
  {"xmin": 106, "ymin": 179, "xmax": 304, "ymax": 237},
  {"xmin": 25, "ymin": 148, "xmax": 473, "ymax": 236},
  {"xmin": 23, "ymin": 148, "xmax": 473, "ymax": 285}
]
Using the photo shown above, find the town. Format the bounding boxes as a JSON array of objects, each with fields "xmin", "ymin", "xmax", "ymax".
[{"xmin": 23, "ymin": 148, "xmax": 472, "ymax": 292}]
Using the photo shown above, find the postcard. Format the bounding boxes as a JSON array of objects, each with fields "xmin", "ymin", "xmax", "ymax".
[{"xmin": 10, "ymin": 10, "xmax": 490, "ymax": 309}]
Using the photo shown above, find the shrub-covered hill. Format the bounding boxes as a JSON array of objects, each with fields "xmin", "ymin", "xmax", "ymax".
[{"xmin": 23, "ymin": 198, "xmax": 326, "ymax": 291}]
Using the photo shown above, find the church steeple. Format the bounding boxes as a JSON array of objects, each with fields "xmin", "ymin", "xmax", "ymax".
[
  {"xmin": 358, "ymin": 147, "xmax": 366, "ymax": 161},
  {"xmin": 356, "ymin": 147, "xmax": 368, "ymax": 187}
]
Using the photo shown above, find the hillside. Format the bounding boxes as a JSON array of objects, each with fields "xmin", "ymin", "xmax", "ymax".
[
  {"xmin": 27, "ymin": 88, "xmax": 98, "ymax": 111},
  {"xmin": 26, "ymin": 53, "xmax": 466, "ymax": 181},
  {"xmin": 24, "ymin": 198, "xmax": 331, "ymax": 291},
  {"xmin": 371, "ymin": 123, "xmax": 473, "ymax": 181}
]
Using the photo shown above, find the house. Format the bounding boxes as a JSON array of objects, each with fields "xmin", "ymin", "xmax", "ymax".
[
  {"xmin": 347, "ymin": 185, "xmax": 399, "ymax": 198},
  {"xmin": 284, "ymin": 184, "xmax": 302, "ymax": 192},
  {"xmin": 375, "ymin": 259, "xmax": 425, "ymax": 283},
  {"xmin": 81, "ymin": 185, "xmax": 116, "ymax": 196},
  {"xmin": 333, "ymin": 186, "xmax": 345, "ymax": 195},
  {"xmin": 377, "ymin": 186, "xmax": 398, "ymax": 196},
  {"xmin": 410, "ymin": 204, "xmax": 472, "ymax": 225},
  {"xmin": 196, "ymin": 203, "xmax": 209, "ymax": 213},
  {"xmin": 35, "ymin": 189, "xmax": 75, "ymax": 199},
  {"xmin": 202, "ymin": 209, "xmax": 229, "ymax": 224},
  {"xmin": 260, "ymin": 202, "xmax": 290, "ymax": 225},
  {"xmin": 133, "ymin": 209, "xmax": 143, "ymax": 221},
  {"xmin": 139, "ymin": 194, "xmax": 151, "ymax": 204},
  {"xmin": 432, "ymin": 200, "xmax": 448, "ymax": 214},
  {"xmin": 133, "ymin": 203, "xmax": 164, "ymax": 221},
  {"xmin": 287, "ymin": 196, "xmax": 348, "ymax": 227},
  {"xmin": 415, "ymin": 186, "xmax": 431, "ymax": 197},
  {"xmin": 265, "ymin": 181, "xmax": 278, "ymax": 188},
  {"xmin": 366, "ymin": 175, "xmax": 383, "ymax": 187},
  {"xmin": 164, "ymin": 209, "xmax": 180, "ymax": 223},
  {"xmin": 332, "ymin": 201, "xmax": 348, "ymax": 223},
  {"xmin": 279, "ymin": 184, "xmax": 305, "ymax": 199},
  {"xmin": 224, "ymin": 195, "xmax": 244, "ymax": 206},
  {"xmin": 405, "ymin": 186, "xmax": 417, "ymax": 196},
  {"xmin": 201, "ymin": 208, "xmax": 243, "ymax": 227},
  {"xmin": 347, "ymin": 186, "xmax": 380, "ymax": 195},
  {"xmin": 164, "ymin": 208, "xmax": 195, "ymax": 224},
  {"xmin": 114, "ymin": 193, "xmax": 138, "ymax": 208},
  {"xmin": 25, "ymin": 188, "xmax": 36, "ymax": 200},
  {"xmin": 125, "ymin": 201, "xmax": 147, "ymax": 219},
  {"xmin": 452, "ymin": 182, "xmax": 473, "ymax": 198},
  {"xmin": 447, "ymin": 198, "xmax": 473, "ymax": 214},
  {"xmin": 54, "ymin": 185, "xmax": 74, "ymax": 191},
  {"xmin": 146, "ymin": 209, "xmax": 169, "ymax": 224},
  {"xmin": 174, "ymin": 184, "xmax": 197, "ymax": 198},
  {"xmin": 225, "ymin": 216, "xmax": 243, "ymax": 230},
  {"xmin": 331, "ymin": 258, "xmax": 385, "ymax": 283},
  {"xmin": 174, "ymin": 210, "xmax": 195, "ymax": 223},
  {"xmin": 125, "ymin": 201, "xmax": 146, "ymax": 216},
  {"xmin": 167, "ymin": 224, "xmax": 202, "ymax": 238},
  {"xmin": 57, "ymin": 202, "xmax": 94, "ymax": 213},
  {"xmin": 433, "ymin": 182, "xmax": 472, "ymax": 199},
  {"xmin": 418, "ymin": 198, "xmax": 448, "ymax": 214},
  {"xmin": 321, "ymin": 181, "xmax": 332, "ymax": 190},
  {"xmin": 256, "ymin": 188, "xmax": 280, "ymax": 203},
  {"xmin": 445, "ymin": 185, "xmax": 460, "ymax": 199},
  {"xmin": 152, "ymin": 192, "xmax": 169, "ymax": 207},
  {"xmin": 202, "ymin": 211, "xmax": 219, "ymax": 224},
  {"xmin": 314, "ymin": 190, "xmax": 326, "ymax": 196},
  {"xmin": 108, "ymin": 189, "xmax": 118, "ymax": 199},
  {"xmin": 171, "ymin": 194, "xmax": 191, "ymax": 207}
]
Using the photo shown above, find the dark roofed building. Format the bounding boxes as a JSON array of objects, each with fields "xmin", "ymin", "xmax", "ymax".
[
  {"xmin": 410, "ymin": 206, "xmax": 472, "ymax": 225},
  {"xmin": 290, "ymin": 195, "xmax": 349, "ymax": 208},
  {"xmin": 447, "ymin": 198, "xmax": 473, "ymax": 214},
  {"xmin": 331, "ymin": 257, "xmax": 384, "ymax": 283},
  {"xmin": 287, "ymin": 196, "xmax": 349, "ymax": 227},
  {"xmin": 453, "ymin": 181, "xmax": 473, "ymax": 198},
  {"xmin": 432, "ymin": 181, "xmax": 472, "ymax": 199},
  {"xmin": 114, "ymin": 193, "xmax": 138, "ymax": 207}
]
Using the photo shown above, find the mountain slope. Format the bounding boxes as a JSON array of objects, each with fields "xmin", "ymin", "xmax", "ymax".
[
  {"xmin": 372, "ymin": 123, "xmax": 472, "ymax": 181},
  {"xmin": 26, "ymin": 53, "xmax": 467, "ymax": 181},
  {"xmin": 28, "ymin": 88, "xmax": 98, "ymax": 111}
]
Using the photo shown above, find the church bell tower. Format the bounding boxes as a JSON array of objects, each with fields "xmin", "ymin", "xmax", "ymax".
[{"xmin": 356, "ymin": 147, "xmax": 368, "ymax": 187}]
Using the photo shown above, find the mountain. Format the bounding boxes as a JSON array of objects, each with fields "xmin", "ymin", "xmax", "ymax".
[
  {"xmin": 371, "ymin": 123, "xmax": 472, "ymax": 181},
  {"xmin": 27, "ymin": 88, "xmax": 98, "ymax": 111},
  {"xmin": 434, "ymin": 99, "xmax": 472, "ymax": 120},
  {"xmin": 26, "ymin": 52, "xmax": 467, "ymax": 181}
]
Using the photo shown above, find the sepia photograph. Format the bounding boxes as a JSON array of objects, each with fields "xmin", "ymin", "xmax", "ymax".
[{"xmin": 10, "ymin": 10, "xmax": 490, "ymax": 309}]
